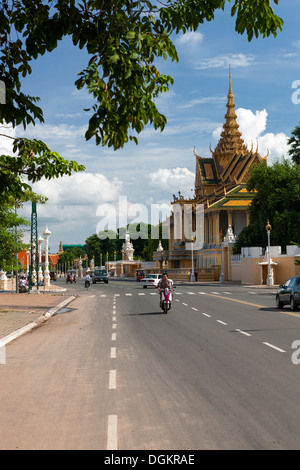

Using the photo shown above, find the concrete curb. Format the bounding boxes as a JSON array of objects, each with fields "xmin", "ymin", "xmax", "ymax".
[{"xmin": 0, "ymin": 295, "xmax": 77, "ymax": 347}]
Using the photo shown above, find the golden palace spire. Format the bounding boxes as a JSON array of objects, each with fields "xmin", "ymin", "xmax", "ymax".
[{"xmin": 212, "ymin": 67, "xmax": 248, "ymax": 163}]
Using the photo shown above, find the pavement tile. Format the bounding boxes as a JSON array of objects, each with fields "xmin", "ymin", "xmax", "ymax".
[{"xmin": 0, "ymin": 291, "xmax": 69, "ymax": 340}]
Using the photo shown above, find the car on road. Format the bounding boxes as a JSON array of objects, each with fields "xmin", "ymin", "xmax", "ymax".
[
  {"xmin": 276, "ymin": 276, "xmax": 300, "ymax": 310},
  {"xmin": 140, "ymin": 273, "xmax": 173, "ymax": 288},
  {"xmin": 92, "ymin": 269, "xmax": 109, "ymax": 284}
]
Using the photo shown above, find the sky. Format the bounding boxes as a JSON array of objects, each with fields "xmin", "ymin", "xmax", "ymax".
[{"xmin": 2, "ymin": 0, "xmax": 300, "ymax": 253}]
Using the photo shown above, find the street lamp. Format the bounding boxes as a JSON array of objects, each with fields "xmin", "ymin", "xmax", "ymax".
[
  {"xmin": 219, "ymin": 230, "xmax": 224, "ymax": 283},
  {"xmin": 114, "ymin": 251, "xmax": 116, "ymax": 277},
  {"xmin": 106, "ymin": 251, "xmax": 109, "ymax": 273},
  {"xmin": 26, "ymin": 250, "xmax": 30, "ymax": 276},
  {"xmin": 190, "ymin": 237, "xmax": 195, "ymax": 282},
  {"xmin": 43, "ymin": 226, "xmax": 51, "ymax": 287},
  {"xmin": 38, "ymin": 235, "xmax": 43, "ymax": 285},
  {"xmin": 265, "ymin": 220, "xmax": 273, "ymax": 286}
]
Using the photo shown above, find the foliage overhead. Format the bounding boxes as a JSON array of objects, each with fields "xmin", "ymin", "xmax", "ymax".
[
  {"xmin": 0, "ymin": 0, "xmax": 283, "ymax": 150},
  {"xmin": 0, "ymin": 0, "xmax": 283, "ymax": 207}
]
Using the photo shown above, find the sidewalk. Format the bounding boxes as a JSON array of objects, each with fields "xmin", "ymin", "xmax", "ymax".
[{"xmin": 0, "ymin": 286, "xmax": 76, "ymax": 346}]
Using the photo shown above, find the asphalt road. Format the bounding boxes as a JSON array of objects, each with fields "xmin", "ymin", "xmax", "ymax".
[{"xmin": 0, "ymin": 278, "xmax": 300, "ymax": 450}]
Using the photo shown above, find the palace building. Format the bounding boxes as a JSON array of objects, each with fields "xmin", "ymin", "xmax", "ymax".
[{"xmin": 154, "ymin": 72, "xmax": 268, "ymax": 281}]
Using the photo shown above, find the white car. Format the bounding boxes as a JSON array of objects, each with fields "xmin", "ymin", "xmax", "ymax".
[{"xmin": 140, "ymin": 273, "xmax": 173, "ymax": 288}]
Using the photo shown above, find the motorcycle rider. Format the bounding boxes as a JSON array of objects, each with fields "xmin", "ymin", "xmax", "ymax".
[
  {"xmin": 85, "ymin": 272, "xmax": 91, "ymax": 288},
  {"xmin": 157, "ymin": 272, "xmax": 171, "ymax": 307}
]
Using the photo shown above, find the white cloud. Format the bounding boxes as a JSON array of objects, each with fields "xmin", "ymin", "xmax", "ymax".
[
  {"xmin": 0, "ymin": 124, "xmax": 16, "ymax": 156},
  {"xmin": 194, "ymin": 53, "xmax": 255, "ymax": 70},
  {"xmin": 212, "ymin": 107, "xmax": 290, "ymax": 163},
  {"xmin": 236, "ymin": 108, "xmax": 268, "ymax": 146},
  {"xmin": 31, "ymin": 172, "xmax": 123, "ymax": 206},
  {"xmin": 256, "ymin": 132, "xmax": 290, "ymax": 162},
  {"xmin": 176, "ymin": 31, "xmax": 204, "ymax": 48},
  {"xmin": 179, "ymin": 95, "xmax": 226, "ymax": 109},
  {"xmin": 24, "ymin": 122, "xmax": 86, "ymax": 141},
  {"xmin": 149, "ymin": 167, "xmax": 195, "ymax": 197}
]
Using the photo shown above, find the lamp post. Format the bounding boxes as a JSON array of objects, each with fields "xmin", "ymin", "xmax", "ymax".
[
  {"xmin": 100, "ymin": 252, "xmax": 102, "ymax": 269},
  {"xmin": 266, "ymin": 220, "xmax": 273, "ymax": 286},
  {"xmin": 106, "ymin": 252, "xmax": 109, "ymax": 273},
  {"xmin": 219, "ymin": 230, "xmax": 224, "ymax": 283},
  {"xmin": 190, "ymin": 237, "xmax": 195, "ymax": 282},
  {"xmin": 38, "ymin": 235, "xmax": 43, "ymax": 285},
  {"xmin": 114, "ymin": 251, "xmax": 116, "ymax": 277},
  {"xmin": 26, "ymin": 251, "xmax": 30, "ymax": 276},
  {"xmin": 43, "ymin": 226, "xmax": 51, "ymax": 287}
]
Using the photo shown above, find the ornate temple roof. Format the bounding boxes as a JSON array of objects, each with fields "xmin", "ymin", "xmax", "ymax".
[{"xmin": 193, "ymin": 70, "xmax": 267, "ymax": 207}]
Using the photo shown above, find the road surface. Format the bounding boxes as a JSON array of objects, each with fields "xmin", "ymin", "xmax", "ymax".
[{"xmin": 0, "ymin": 279, "xmax": 299, "ymax": 450}]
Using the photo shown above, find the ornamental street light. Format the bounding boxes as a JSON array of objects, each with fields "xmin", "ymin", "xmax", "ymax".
[
  {"xmin": 43, "ymin": 226, "xmax": 51, "ymax": 287},
  {"xmin": 265, "ymin": 220, "xmax": 273, "ymax": 286},
  {"xmin": 38, "ymin": 235, "xmax": 43, "ymax": 285},
  {"xmin": 219, "ymin": 230, "xmax": 224, "ymax": 283},
  {"xmin": 190, "ymin": 237, "xmax": 195, "ymax": 282}
]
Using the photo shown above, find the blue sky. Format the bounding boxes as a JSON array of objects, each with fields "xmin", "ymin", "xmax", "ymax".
[{"xmin": 3, "ymin": 1, "xmax": 300, "ymax": 252}]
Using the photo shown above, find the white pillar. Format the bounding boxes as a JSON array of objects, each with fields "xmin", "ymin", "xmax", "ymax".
[
  {"xmin": 43, "ymin": 226, "xmax": 51, "ymax": 287},
  {"xmin": 38, "ymin": 235, "xmax": 43, "ymax": 284}
]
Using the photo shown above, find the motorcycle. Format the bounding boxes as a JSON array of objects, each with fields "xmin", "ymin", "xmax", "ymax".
[
  {"xmin": 18, "ymin": 283, "xmax": 28, "ymax": 293},
  {"xmin": 160, "ymin": 287, "xmax": 173, "ymax": 314}
]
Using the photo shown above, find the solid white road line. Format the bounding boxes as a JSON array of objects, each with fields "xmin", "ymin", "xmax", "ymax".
[
  {"xmin": 107, "ymin": 415, "xmax": 118, "ymax": 450},
  {"xmin": 263, "ymin": 342, "xmax": 286, "ymax": 353}
]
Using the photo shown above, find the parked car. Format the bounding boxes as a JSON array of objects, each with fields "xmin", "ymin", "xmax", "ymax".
[
  {"xmin": 276, "ymin": 276, "xmax": 300, "ymax": 310},
  {"xmin": 140, "ymin": 273, "xmax": 173, "ymax": 288},
  {"xmin": 92, "ymin": 269, "xmax": 108, "ymax": 284}
]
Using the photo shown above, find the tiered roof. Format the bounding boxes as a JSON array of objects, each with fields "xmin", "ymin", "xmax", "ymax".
[{"xmin": 193, "ymin": 70, "xmax": 267, "ymax": 208}]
